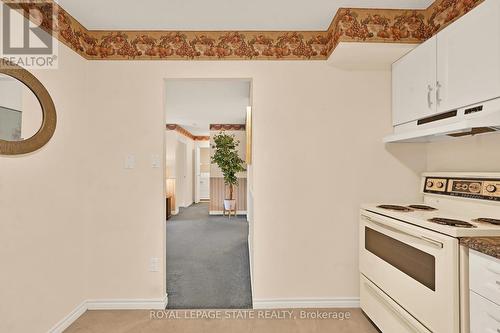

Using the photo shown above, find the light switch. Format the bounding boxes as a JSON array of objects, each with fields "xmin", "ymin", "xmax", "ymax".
[
  {"xmin": 149, "ymin": 257, "xmax": 160, "ymax": 272},
  {"xmin": 125, "ymin": 154, "xmax": 135, "ymax": 169},
  {"xmin": 151, "ymin": 154, "xmax": 161, "ymax": 168}
]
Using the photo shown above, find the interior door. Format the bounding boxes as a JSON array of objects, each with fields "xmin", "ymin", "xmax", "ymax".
[
  {"xmin": 392, "ymin": 36, "xmax": 437, "ymax": 125},
  {"xmin": 199, "ymin": 174, "xmax": 209, "ymax": 200},
  {"xmin": 437, "ymin": 0, "xmax": 500, "ymax": 112}
]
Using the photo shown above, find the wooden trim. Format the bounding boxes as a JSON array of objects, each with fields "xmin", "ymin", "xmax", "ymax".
[
  {"xmin": 0, "ymin": 0, "xmax": 484, "ymax": 60},
  {"xmin": 0, "ymin": 59, "xmax": 57, "ymax": 155},
  {"xmin": 165, "ymin": 124, "xmax": 209, "ymax": 141},
  {"xmin": 209, "ymin": 177, "xmax": 247, "ymax": 212}
]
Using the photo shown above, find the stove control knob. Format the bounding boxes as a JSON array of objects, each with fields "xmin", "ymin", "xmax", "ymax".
[
  {"xmin": 486, "ymin": 184, "xmax": 497, "ymax": 193},
  {"xmin": 469, "ymin": 183, "xmax": 481, "ymax": 193},
  {"xmin": 436, "ymin": 181, "xmax": 444, "ymax": 189},
  {"xmin": 426, "ymin": 181, "xmax": 434, "ymax": 188}
]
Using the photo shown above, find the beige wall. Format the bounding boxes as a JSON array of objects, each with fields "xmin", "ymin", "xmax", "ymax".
[
  {"xmin": 82, "ymin": 63, "xmax": 166, "ymax": 301},
  {"xmin": 426, "ymin": 134, "xmax": 500, "ymax": 172},
  {"xmin": 2, "ymin": 12, "xmax": 433, "ymax": 331},
  {"xmin": 0, "ymin": 44, "xmax": 89, "ymax": 332},
  {"xmin": 84, "ymin": 60, "xmax": 427, "ymax": 303}
]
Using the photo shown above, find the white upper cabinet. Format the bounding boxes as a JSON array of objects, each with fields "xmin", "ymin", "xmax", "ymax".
[
  {"xmin": 392, "ymin": 36, "xmax": 437, "ymax": 125},
  {"xmin": 437, "ymin": 0, "xmax": 500, "ymax": 113},
  {"xmin": 391, "ymin": 0, "xmax": 500, "ymax": 127}
]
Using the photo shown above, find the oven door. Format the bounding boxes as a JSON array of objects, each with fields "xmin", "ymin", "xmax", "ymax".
[{"xmin": 360, "ymin": 210, "xmax": 460, "ymax": 333}]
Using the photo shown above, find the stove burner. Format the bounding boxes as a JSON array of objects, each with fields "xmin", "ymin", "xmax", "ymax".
[
  {"xmin": 408, "ymin": 205, "xmax": 437, "ymax": 211},
  {"xmin": 428, "ymin": 218, "xmax": 476, "ymax": 228},
  {"xmin": 377, "ymin": 205, "xmax": 413, "ymax": 212},
  {"xmin": 473, "ymin": 218, "xmax": 500, "ymax": 225}
]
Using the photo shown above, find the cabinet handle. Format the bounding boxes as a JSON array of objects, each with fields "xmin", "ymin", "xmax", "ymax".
[
  {"xmin": 436, "ymin": 81, "xmax": 443, "ymax": 105},
  {"xmin": 427, "ymin": 85, "xmax": 433, "ymax": 108}
]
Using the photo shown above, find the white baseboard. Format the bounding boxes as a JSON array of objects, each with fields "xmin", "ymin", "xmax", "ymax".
[
  {"xmin": 87, "ymin": 294, "xmax": 168, "ymax": 310},
  {"xmin": 179, "ymin": 202, "xmax": 194, "ymax": 208},
  {"xmin": 209, "ymin": 210, "xmax": 247, "ymax": 215},
  {"xmin": 48, "ymin": 294, "xmax": 168, "ymax": 333},
  {"xmin": 48, "ymin": 301, "xmax": 87, "ymax": 333},
  {"xmin": 253, "ymin": 297, "xmax": 360, "ymax": 309}
]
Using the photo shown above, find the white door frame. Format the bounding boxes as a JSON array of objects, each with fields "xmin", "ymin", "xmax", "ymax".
[
  {"xmin": 194, "ymin": 146, "xmax": 200, "ymax": 203},
  {"xmin": 175, "ymin": 140, "xmax": 187, "ymax": 208},
  {"xmin": 163, "ymin": 77, "xmax": 254, "ymax": 307},
  {"xmin": 194, "ymin": 141, "xmax": 210, "ymax": 203}
]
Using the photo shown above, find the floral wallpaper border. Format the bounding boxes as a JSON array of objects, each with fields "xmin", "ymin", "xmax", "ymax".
[
  {"xmin": 166, "ymin": 124, "xmax": 209, "ymax": 141},
  {"xmin": 2, "ymin": 0, "xmax": 484, "ymax": 60},
  {"xmin": 209, "ymin": 124, "xmax": 246, "ymax": 131}
]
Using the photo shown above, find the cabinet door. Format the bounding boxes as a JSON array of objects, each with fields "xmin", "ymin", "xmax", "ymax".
[
  {"xmin": 392, "ymin": 36, "xmax": 437, "ymax": 125},
  {"xmin": 437, "ymin": 0, "xmax": 500, "ymax": 113},
  {"xmin": 470, "ymin": 291, "xmax": 500, "ymax": 333}
]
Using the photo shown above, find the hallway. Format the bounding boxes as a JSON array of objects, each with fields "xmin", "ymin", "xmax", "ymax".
[{"xmin": 166, "ymin": 203, "xmax": 252, "ymax": 309}]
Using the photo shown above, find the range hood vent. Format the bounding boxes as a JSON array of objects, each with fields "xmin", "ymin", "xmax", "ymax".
[
  {"xmin": 447, "ymin": 127, "xmax": 499, "ymax": 137},
  {"xmin": 417, "ymin": 110, "xmax": 458, "ymax": 125},
  {"xmin": 384, "ymin": 98, "xmax": 500, "ymax": 143}
]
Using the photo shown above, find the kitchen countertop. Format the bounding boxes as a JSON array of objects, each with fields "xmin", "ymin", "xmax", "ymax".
[{"xmin": 460, "ymin": 237, "xmax": 500, "ymax": 260}]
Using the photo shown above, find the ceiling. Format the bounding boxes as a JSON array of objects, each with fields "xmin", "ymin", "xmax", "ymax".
[
  {"xmin": 165, "ymin": 79, "xmax": 250, "ymax": 136},
  {"xmin": 328, "ymin": 42, "xmax": 415, "ymax": 70},
  {"xmin": 57, "ymin": 0, "xmax": 433, "ymax": 31}
]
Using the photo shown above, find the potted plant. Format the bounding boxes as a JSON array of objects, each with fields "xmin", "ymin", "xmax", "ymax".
[{"xmin": 211, "ymin": 132, "xmax": 246, "ymax": 217}]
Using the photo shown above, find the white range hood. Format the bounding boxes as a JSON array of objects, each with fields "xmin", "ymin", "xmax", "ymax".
[{"xmin": 384, "ymin": 98, "xmax": 500, "ymax": 143}]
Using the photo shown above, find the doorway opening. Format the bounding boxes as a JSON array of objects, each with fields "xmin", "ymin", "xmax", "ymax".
[{"xmin": 164, "ymin": 78, "xmax": 253, "ymax": 309}]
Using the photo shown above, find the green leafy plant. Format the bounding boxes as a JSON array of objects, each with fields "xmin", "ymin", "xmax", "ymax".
[{"xmin": 211, "ymin": 132, "xmax": 246, "ymax": 200}]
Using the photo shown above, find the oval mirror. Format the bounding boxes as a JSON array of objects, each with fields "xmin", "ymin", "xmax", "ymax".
[{"xmin": 0, "ymin": 62, "xmax": 56, "ymax": 155}]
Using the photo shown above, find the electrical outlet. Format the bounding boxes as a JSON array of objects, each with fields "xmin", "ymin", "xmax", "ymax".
[{"xmin": 149, "ymin": 257, "xmax": 160, "ymax": 272}]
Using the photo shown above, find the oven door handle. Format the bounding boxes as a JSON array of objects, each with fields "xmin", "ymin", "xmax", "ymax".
[
  {"xmin": 364, "ymin": 279, "xmax": 431, "ymax": 333},
  {"xmin": 362, "ymin": 215, "xmax": 444, "ymax": 249}
]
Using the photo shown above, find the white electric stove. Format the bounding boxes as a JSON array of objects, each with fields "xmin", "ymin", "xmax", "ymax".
[{"xmin": 360, "ymin": 173, "xmax": 500, "ymax": 333}]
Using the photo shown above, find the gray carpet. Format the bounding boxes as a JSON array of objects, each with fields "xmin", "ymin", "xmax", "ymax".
[{"xmin": 166, "ymin": 202, "xmax": 252, "ymax": 309}]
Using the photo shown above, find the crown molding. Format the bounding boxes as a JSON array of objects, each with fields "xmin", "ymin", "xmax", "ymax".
[
  {"xmin": 2, "ymin": 0, "xmax": 483, "ymax": 60},
  {"xmin": 166, "ymin": 124, "xmax": 209, "ymax": 141}
]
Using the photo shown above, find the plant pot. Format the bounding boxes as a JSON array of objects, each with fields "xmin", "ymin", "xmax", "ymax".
[{"xmin": 224, "ymin": 199, "xmax": 236, "ymax": 211}]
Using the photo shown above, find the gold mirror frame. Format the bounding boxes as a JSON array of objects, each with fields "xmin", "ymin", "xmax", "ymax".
[{"xmin": 0, "ymin": 62, "xmax": 56, "ymax": 155}]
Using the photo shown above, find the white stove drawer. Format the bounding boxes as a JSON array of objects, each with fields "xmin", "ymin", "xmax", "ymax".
[
  {"xmin": 360, "ymin": 275, "xmax": 431, "ymax": 333},
  {"xmin": 470, "ymin": 250, "xmax": 500, "ymax": 306},
  {"xmin": 470, "ymin": 291, "xmax": 500, "ymax": 333}
]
